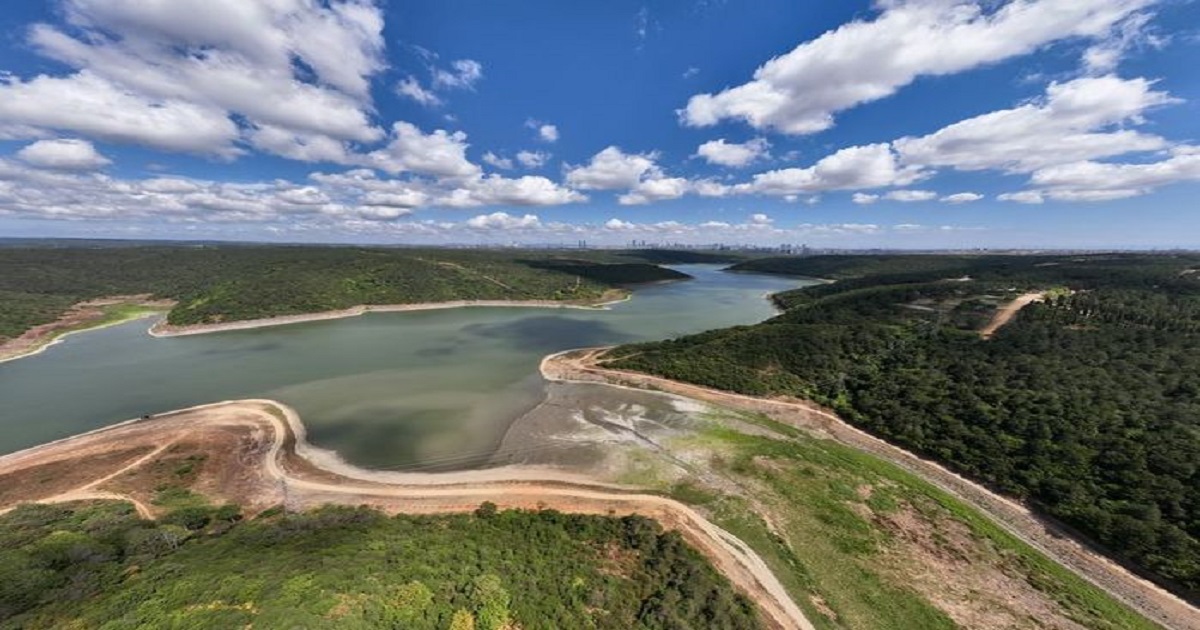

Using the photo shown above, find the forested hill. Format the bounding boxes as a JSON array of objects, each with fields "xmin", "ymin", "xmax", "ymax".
[
  {"xmin": 0, "ymin": 245, "xmax": 702, "ymax": 336},
  {"xmin": 0, "ymin": 501, "xmax": 758, "ymax": 629},
  {"xmin": 609, "ymin": 254, "xmax": 1200, "ymax": 598}
]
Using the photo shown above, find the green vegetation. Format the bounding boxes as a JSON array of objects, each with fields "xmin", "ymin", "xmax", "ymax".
[
  {"xmin": 611, "ymin": 253, "xmax": 1200, "ymax": 597},
  {"xmin": 668, "ymin": 416, "xmax": 1157, "ymax": 629},
  {"xmin": 0, "ymin": 245, "xmax": 697, "ymax": 338},
  {"xmin": 0, "ymin": 501, "xmax": 757, "ymax": 629}
]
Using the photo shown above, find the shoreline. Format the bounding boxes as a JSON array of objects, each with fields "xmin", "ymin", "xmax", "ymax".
[
  {"xmin": 148, "ymin": 293, "xmax": 632, "ymax": 338},
  {"xmin": 0, "ymin": 304, "xmax": 169, "ymax": 366},
  {"xmin": 0, "ymin": 397, "xmax": 810, "ymax": 630},
  {"xmin": 540, "ymin": 348, "xmax": 1198, "ymax": 630},
  {"xmin": 0, "ymin": 292, "xmax": 632, "ymax": 364}
]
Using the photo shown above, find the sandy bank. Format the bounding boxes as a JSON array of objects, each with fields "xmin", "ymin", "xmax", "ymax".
[
  {"xmin": 0, "ymin": 297, "xmax": 172, "ymax": 365},
  {"xmin": 540, "ymin": 348, "xmax": 1199, "ymax": 630},
  {"xmin": 149, "ymin": 293, "xmax": 631, "ymax": 338},
  {"xmin": 0, "ymin": 398, "xmax": 809, "ymax": 630}
]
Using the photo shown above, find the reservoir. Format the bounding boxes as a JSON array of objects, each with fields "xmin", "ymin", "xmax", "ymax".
[{"xmin": 0, "ymin": 265, "xmax": 809, "ymax": 469}]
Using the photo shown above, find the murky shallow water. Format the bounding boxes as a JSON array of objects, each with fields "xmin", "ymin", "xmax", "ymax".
[{"xmin": 0, "ymin": 265, "xmax": 809, "ymax": 469}]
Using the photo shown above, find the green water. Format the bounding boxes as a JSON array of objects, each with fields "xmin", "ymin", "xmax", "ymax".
[{"xmin": 0, "ymin": 265, "xmax": 808, "ymax": 469}]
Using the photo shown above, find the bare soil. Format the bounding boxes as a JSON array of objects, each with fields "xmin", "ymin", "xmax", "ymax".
[
  {"xmin": 0, "ymin": 399, "xmax": 811, "ymax": 630},
  {"xmin": 980, "ymin": 292, "xmax": 1047, "ymax": 339},
  {"xmin": 542, "ymin": 348, "xmax": 1199, "ymax": 630},
  {"xmin": 0, "ymin": 295, "xmax": 173, "ymax": 362}
]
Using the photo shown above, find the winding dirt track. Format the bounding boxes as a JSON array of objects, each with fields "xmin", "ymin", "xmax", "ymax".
[
  {"xmin": 0, "ymin": 399, "xmax": 812, "ymax": 630},
  {"xmin": 980, "ymin": 291, "xmax": 1047, "ymax": 339},
  {"xmin": 544, "ymin": 349, "xmax": 1200, "ymax": 630}
]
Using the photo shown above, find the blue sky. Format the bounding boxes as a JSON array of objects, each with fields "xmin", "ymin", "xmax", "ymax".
[{"xmin": 0, "ymin": 0, "xmax": 1198, "ymax": 247}]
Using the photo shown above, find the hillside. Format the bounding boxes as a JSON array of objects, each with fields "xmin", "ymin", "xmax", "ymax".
[
  {"xmin": 0, "ymin": 501, "xmax": 755, "ymax": 629},
  {"xmin": 0, "ymin": 245, "xmax": 694, "ymax": 338},
  {"xmin": 608, "ymin": 254, "xmax": 1200, "ymax": 598}
]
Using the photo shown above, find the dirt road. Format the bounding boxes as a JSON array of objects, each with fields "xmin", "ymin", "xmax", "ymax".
[
  {"xmin": 542, "ymin": 349, "xmax": 1199, "ymax": 630},
  {"xmin": 980, "ymin": 291, "xmax": 1047, "ymax": 339},
  {"xmin": 0, "ymin": 400, "xmax": 812, "ymax": 630}
]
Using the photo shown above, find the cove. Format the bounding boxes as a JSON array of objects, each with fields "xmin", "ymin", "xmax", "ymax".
[{"xmin": 0, "ymin": 265, "xmax": 810, "ymax": 469}]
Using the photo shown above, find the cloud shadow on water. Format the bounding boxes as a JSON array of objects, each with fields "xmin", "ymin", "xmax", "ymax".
[{"xmin": 459, "ymin": 316, "xmax": 633, "ymax": 352}]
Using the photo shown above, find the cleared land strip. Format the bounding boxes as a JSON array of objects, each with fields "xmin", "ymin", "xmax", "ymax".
[
  {"xmin": 0, "ymin": 399, "xmax": 811, "ymax": 630},
  {"xmin": 980, "ymin": 291, "xmax": 1048, "ymax": 339},
  {"xmin": 542, "ymin": 348, "xmax": 1200, "ymax": 630}
]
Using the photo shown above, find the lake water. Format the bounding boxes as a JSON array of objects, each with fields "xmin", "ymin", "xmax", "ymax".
[{"xmin": 0, "ymin": 265, "xmax": 808, "ymax": 469}]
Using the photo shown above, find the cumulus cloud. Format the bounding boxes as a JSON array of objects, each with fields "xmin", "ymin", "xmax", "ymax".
[
  {"xmin": 941, "ymin": 192, "xmax": 984, "ymax": 203},
  {"xmin": 396, "ymin": 77, "xmax": 441, "ymax": 107},
  {"xmin": 696, "ymin": 138, "xmax": 769, "ymax": 168},
  {"xmin": 432, "ymin": 59, "xmax": 484, "ymax": 91},
  {"xmin": 527, "ymin": 119, "xmax": 559, "ymax": 143},
  {"xmin": 852, "ymin": 192, "xmax": 880, "ymax": 205},
  {"xmin": 3, "ymin": 0, "xmax": 388, "ymax": 157},
  {"xmin": 1023, "ymin": 146, "xmax": 1200, "ymax": 200},
  {"xmin": 516, "ymin": 150, "xmax": 550, "ymax": 168},
  {"xmin": 884, "ymin": 189, "xmax": 938, "ymax": 202},
  {"xmin": 440, "ymin": 175, "xmax": 586, "ymax": 208},
  {"xmin": 0, "ymin": 72, "xmax": 240, "ymax": 156},
  {"xmin": 618, "ymin": 176, "xmax": 690, "ymax": 205},
  {"xmin": 741, "ymin": 143, "xmax": 925, "ymax": 196},
  {"xmin": 398, "ymin": 56, "xmax": 483, "ymax": 107},
  {"xmin": 16, "ymin": 138, "xmax": 111, "ymax": 170},
  {"xmin": 482, "ymin": 152, "xmax": 513, "ymax": 170},
  {"xmin": 998, "ymin": 191, "xmax": 1045, "ymax": 204},
  {"xmin": 465, "ymin": 212, "xmax": 540, "ymax": 230},
  {"xmin": 680, "ymin": 0, "xmax": 1154, "ymax": 134},
  {"xmin": 565, "ymin": 146, "xmax": 661, "ymax": 190},
  {"xmin": 894, "ymin": 76, "xmax": 1175, "ymax": 173},
  {"xmin": 363, "ymin": 122, "xmax": 480, "ymax": 178}
]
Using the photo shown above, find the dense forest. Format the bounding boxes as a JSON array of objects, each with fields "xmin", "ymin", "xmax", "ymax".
[
  {"xmin": 0, "ymin": 244, "xmax": 710, "ymax": 337},
  {"xmin": 610, "ymin": 254, "xmax": 1200, "ymax": 598},
  {"xmin": 0, "ymin": 501, "xmax": 757, "ymax": 629}
]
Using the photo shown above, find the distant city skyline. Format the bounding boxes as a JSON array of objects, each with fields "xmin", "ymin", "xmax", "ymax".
[{"xmin": 1, "ymin": 1, "xmax": 1198, "ymax": 248}]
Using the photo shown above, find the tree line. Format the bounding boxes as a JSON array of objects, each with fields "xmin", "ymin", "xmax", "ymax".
[
  {"xmin": 610, "ymin": 253, "xmax": 1200, "ymax": 597},
  {"xmin": 0, "ymin": 500, "xmax": 758, "ymax": 629}
]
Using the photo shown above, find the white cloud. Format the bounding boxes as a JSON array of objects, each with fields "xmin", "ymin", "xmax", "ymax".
[
  {"xmin": 0, "ymin": 72, "xmax": 240, "ymax": 156},
  {"xmin": 618, "ymin": 176, "xmax": 690, "ymax": 205},
  {"xmin": 749, "ymin": 213, "xmax": 772, "ymax": 225},
  {"xmin": 443, "ymin": 175, "xmax": 586, "ymax": 208},
  {"xmin": 693, "ymin": 179, "xmax": 732, "ymax": 198},
  {"xmin": 884, "ymin": 189, "xmax": 938, "ymax": 202},
  {"xmin": 363, "ymin": 122, "xmax": 480, "ymax": 179},
  {"xmin": 1082, "ymin": 12, "xmax": 1162, "ymax": 74},
  {"xmin": 247, "ymin": 125, "xmax": 353, "ymax": 164},
  {"xmin": 465, "ymin": 212, "xmax": 541, "ymax": 230},
  {"xmin": 432, "ymin": 59, "xmax": 483, "ymax": 90},
  {"xmin": 852, "ymin": 193, "xmax": 880, "ymax": 205},
  {"xmin": 396, "ymin": 77, "xmax": 442, "ymax": 107},
  {"xmin": 482, "ymin": 152, "xmax": 514, "ymax": 170},
  {"xmin": 565, "ymin": 146, "xmax": 661, "ymax": 190},
  {"xmin": 696, "ymin": 137, "xmax": 770, "ymax": 168},
  {"xmin": 1, "ymin": 0, "xmax": 386, "ymax": 157},
  {"xmin": 894, "ymin": 76, "xmax": 1174, "ymax": 173},
  {"xmin": 941, "ymin": 192, "xmax": 984, "ymax": 203},
  {"xmin": 998, "ymin": 191, "xmax": 1045, "ymax": 204},
  {"xmin": 527, "ymin": 119, "xmax": 559, "ymax": 143},
  {"xmin": 743, "ymin": 143, "xmax": 924, "ymax": 196},
  {"xmin": 16, "ymin": 138, "xmax": 111, "ymax": 170},
  {"xmin": 360, "ymin": 190, "xmax": 428, "ymax": 208},
  {"xmin": 680, "ymin": 0, "xmax": 1153, "ymax": 134},
  {"xmin": 516, "ymin": 150, "xmax": 550, "ymax": 168},
  {"xmin": 1028, "ymin": 146, "xmax": 1200, "ymax": 199}
]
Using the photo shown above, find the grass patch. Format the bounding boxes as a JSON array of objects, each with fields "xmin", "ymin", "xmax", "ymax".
[{"xmin": 661, "ymin": 415, "xmax": 1158, "ymax": 630}]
